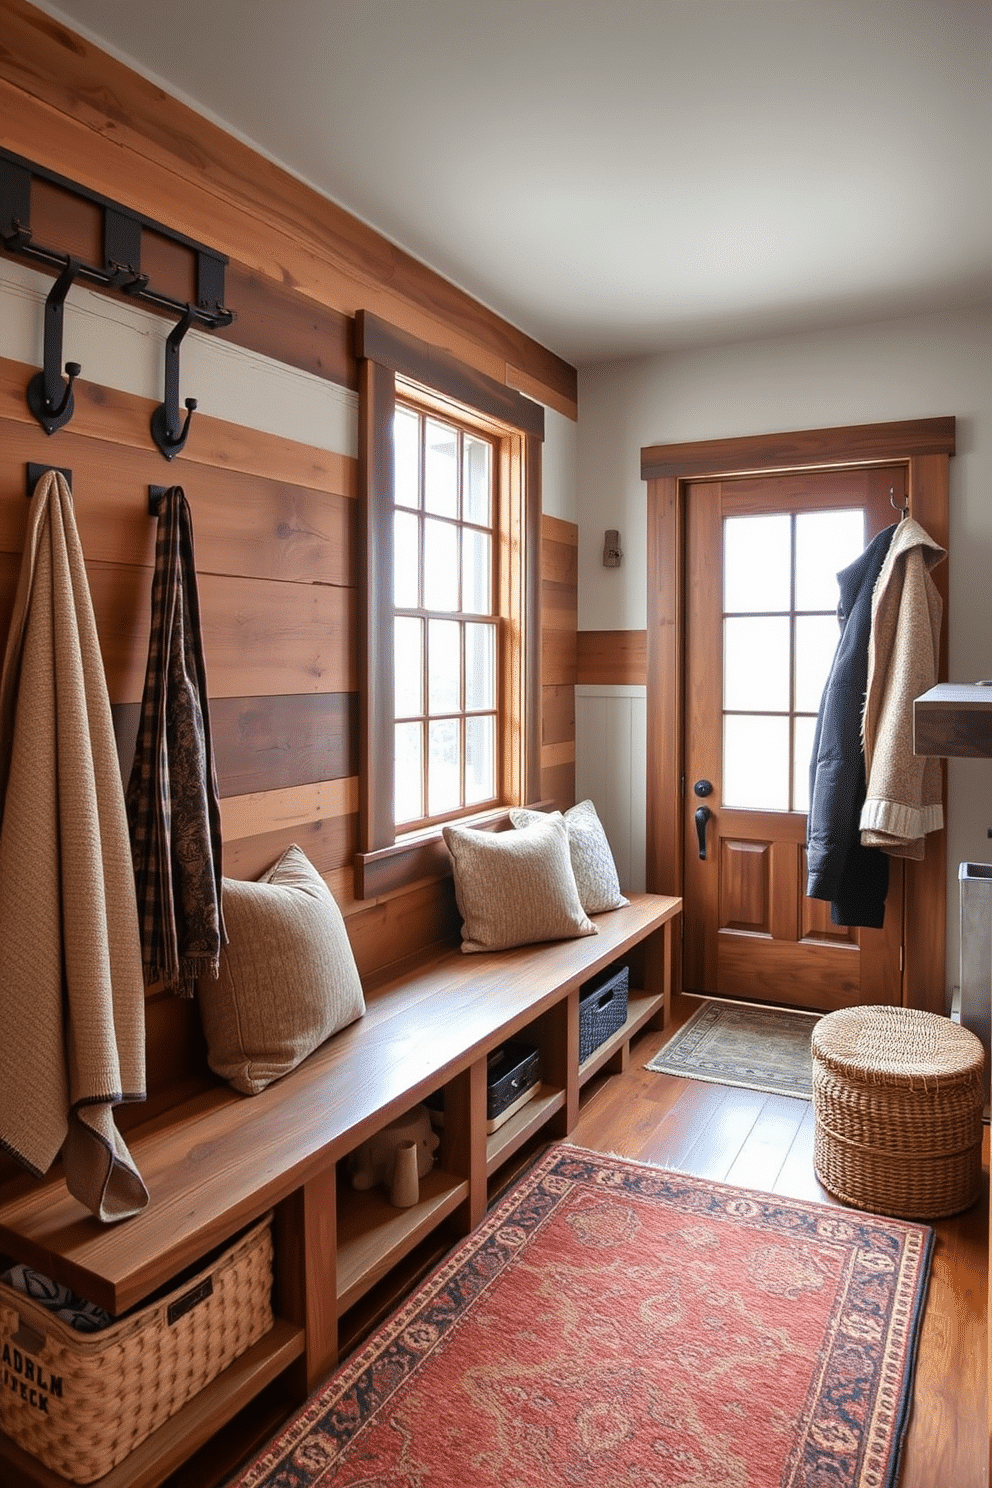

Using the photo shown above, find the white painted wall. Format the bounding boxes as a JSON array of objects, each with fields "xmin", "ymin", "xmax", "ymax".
[
  {"xmin": 576, "ymin": 305, "xmax": 992, "ymax": 1001},
  {"xmin": 575, "ymin": 685, "xmax": 646, "ymax": 893},
  {"xmin": 541, "ymin": 404, "xmax": 578, "ymax": 523},
  {"xmin": 1, "ymin": 259, "xmax": 358, "ymax": 457}
]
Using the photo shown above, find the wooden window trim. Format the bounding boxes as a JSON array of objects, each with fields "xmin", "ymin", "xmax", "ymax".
[{"xmin": 355, "ymin": 311, "xmax": 542, "ymax": 900}]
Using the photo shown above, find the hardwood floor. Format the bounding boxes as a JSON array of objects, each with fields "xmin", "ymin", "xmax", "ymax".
[{"xmin": 567, "ymin": 994, "xmax": 989, "ymax": 1488}]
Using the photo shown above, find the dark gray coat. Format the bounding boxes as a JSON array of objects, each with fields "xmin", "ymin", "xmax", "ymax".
[{"xmin": 806, "ymin": 524, "xmax": 897, "ymax": 929}]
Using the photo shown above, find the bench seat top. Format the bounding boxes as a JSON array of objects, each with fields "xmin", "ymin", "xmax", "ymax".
[{"xmin": 0, "ymin": 893, "xmax": 680, "ymax": 1313}]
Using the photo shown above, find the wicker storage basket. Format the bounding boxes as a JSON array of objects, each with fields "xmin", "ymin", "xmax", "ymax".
[
  {"xmin": 578, "ymin": 963, "xmax": 629, "ymax": 1063},
  {"xmin": 811, "ymin": 1005, "xmax": 985, "ymax": 1219},
  {"xmin": 0, "ymin": 1213, "xmax": 274, "ymax": 1484}
]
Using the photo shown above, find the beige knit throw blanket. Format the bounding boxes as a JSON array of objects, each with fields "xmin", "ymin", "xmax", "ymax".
[{"xmin": 0, "ymin": 471, "xmax": 149, "ymax": 1223}]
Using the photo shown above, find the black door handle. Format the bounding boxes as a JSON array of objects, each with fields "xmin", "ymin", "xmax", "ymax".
[{"xmin": 695, "ymin": 804, "xmax": 711, "ymax": 859}]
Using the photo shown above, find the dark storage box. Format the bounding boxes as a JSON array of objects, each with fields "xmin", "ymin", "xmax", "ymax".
[
  {"xmin": 426, "ymin": 1040, "xmax": 541, "ymax": 1134},
  {"xmin": 486, "ymin": 1041, "xmax": 541, "ymax": 1129},
  {"xmin": 579, "ymin": 963, "xmax": 629, "ymax": 1062}
]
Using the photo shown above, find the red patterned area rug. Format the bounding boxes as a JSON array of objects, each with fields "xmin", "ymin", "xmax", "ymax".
[{"xmin": 231, "ymin": 1145, "xmax": 933, "ymax": 1488}]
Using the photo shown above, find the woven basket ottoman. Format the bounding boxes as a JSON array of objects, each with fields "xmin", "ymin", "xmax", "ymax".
[{"xmin": 811, "ymin": 1005, "xmax": 985, "ymax": 1219}]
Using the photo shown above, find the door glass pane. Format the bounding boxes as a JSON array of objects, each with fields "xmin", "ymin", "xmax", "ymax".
[
  {"xmin": 792, "ymin": 715, "xmax": 818, "ymax": 814},
  {"xmin": 465, "ymin": 715, "xmax": 495, "ymax": 804},
  {"xmin": 394, "ymin": 721, "xmax": 423, "ymax": 825},
  {"xmin": 465, "ymin": 622, "xmax": 495, "ymax": 710},
  {"xmin": 394, "ymin": 407, "xmax": 421, "ymax": 510},
  {"xmin": 424, "ymin": 418, "xmax": 458, "ymax": 516},
  {"xmin": 723, "ymin": 715, "xmax": 790, "ymax": 810},
  {"xmin": 795, "ymin": 508, "xmax": 865, "ymax": 610},
  {"xmin": 724, "ymin": 616, "xmax": 789, "ymax": 712},
  {"xmin": 794, "ymin": 614, "xmax": 840, "ymax": 713},
  {"xmin": 394, "ymin": 617, "xmax": 423, "ymax": 717},
  {"xmin": 463, "ymin": 436, "xmax": 491, "ymax": 525},
  {"xmin": 394, "ymin": 510, "xmax": 420, "ymax": 608},
  {"xmin": 462, "ymin": 528, "xmax": 491, "ymax": 614},
  {"xmin": 723, "ymin": 514, "xmax": 791, "ymax": 612},
  {"xmin": 428, "ymin": 718, "xmax": 460, "ymax": 816},
  {"xmin": 428, "ymin": 619, "xmax": 461, "ymax": 714},
  {"xmin": 424, "ymin": 518, "xmax": 459, "ymax": 610}
]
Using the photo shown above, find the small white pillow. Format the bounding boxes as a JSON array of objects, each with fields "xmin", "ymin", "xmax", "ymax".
[
  {"xmin": 197, "ymin": 845, "xmax": 365, "ymax": 1094},
  {"xmin": 442, "ymin": 815, "xmax": 597, "ymax": 954},
  {"xmin": 510, "ymin": 799, "xmax": 629, "ymax": 914}
]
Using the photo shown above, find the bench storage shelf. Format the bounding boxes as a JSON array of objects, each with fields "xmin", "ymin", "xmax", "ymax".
[{"xmin": 0, "ymin": 892, "xmax": 680, "ymax": 1488}]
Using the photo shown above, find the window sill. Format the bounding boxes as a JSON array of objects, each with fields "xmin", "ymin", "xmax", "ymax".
[{"xmin": 354, "ymin": 801, "xmax": 554, "ymax": 900}]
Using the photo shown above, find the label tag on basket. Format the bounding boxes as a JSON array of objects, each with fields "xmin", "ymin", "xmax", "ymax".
[
  {"xmin": 167, "ymin": 1276, "xmax": 213, "ymax": 1325},
  {"xmin": 10, "ymin": 1322, "xmax": 45, "ymax": 1356}
]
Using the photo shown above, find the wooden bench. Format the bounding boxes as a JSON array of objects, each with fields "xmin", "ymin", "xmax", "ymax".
[{"xmin": 0, "ymin": 891, "xmax": 681, "ymax": 1488}]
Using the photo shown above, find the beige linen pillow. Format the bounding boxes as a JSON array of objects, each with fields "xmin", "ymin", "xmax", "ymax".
[
  {"xmin": 443, "ymin": 814, "xmax": 597, "ymax": 954},
  {"xmin": 197, "ymin": 844, "xmax": 365, "ymax": 1094},
  {"xmin": 510, "ymin": 799, "xmax": 629, "ymax": 914}
]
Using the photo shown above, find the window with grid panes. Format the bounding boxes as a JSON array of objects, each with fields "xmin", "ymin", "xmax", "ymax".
[
  {"xmin": 393, "ymin": 404, "xmax": 499, "ymax": 828},
  {"xmin": 354, "ymin": 310, "xmax": 543, "ymax": 901}
]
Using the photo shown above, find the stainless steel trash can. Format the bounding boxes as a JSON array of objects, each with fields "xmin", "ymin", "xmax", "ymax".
[{"xmin": 958, "ymin": 862, "xmax": 992, "ymax": 1094}]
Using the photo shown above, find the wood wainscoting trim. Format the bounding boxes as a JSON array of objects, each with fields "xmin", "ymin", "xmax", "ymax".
[{"xmin": 577, "ymin": 630, "xmax": 647, "ymax": 687}]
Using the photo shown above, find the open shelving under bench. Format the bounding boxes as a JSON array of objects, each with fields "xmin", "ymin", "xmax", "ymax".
[{"xmin": 0, "ymin": 891, "xmax": 680, "ymax": 1488}]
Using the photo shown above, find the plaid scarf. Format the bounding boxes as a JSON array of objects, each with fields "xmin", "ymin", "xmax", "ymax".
[{"xmin": 126, "ymin": 486, "xmax": 226, "ymax": 995}]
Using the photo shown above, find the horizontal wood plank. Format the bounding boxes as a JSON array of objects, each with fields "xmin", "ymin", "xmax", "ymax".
[
  {"xmin": 1, "ymin": 413, "xmax": 356, "ymax": 586},
  {"xmin": 0, "ymin": 359, "xmax": 357, "ymax": 496},
  {"xmin": 541, "ymin": 537, "xmax": 579, "ymax": 590},
  {"xmin": 577, "ymin": 629, "xmax": 647, "ymax": 686},
  {"xmin": 208, "ymin": 692, "xmax": 359, "ymax": 797},
  {"xmin": 90, "ymin": 565, "xmax": 356, "ymax": 703},
  {"xmin": 220, "ymin": 811, "xmax": 356, "ymax": 883},
  {"xmin": 218, "ymin": 262, "xmax": 355, "ymax": 390},
  {"xmin": 541, "ymin": 759, "xmax": 576, "ymax": 810},
  {"xmin": 220, "ymin": 777, "xmax": 359, "ymax": 843},
  {"xmin": 542, "ymin": 629, "xmax": 577, "ymax": 687},
  {"xmin": 542, "ymin": 683, "xmax": 575, "ymax": 745},
  {"xmin": 541, "ymin": 740, "xmax": 576, "ymax": 771},
  {"xmin": 542, "ymin": 580, "xmax": 578, "ymax": 631}
]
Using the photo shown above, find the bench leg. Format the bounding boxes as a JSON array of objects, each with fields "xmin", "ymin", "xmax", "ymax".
[
  {"xmin": 441, "ymin": 1059, "xmax": 488, "ymax": 1234},
  {"xmin": 644, "ymin": 917, "xmax": 672, "ymax": 1030},
  {"xmin": 275, "ymin": 1164, "xmax": 338, "ymax": 1395}
]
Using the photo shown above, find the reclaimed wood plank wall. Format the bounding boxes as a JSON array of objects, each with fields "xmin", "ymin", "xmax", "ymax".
[{"xmin": 0, "ymin": 0, "xmax": 580, "ymax": 1124}]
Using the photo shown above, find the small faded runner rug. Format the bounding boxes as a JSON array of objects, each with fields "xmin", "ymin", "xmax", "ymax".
[
  {"xmin": 231, "ymin": 1144, "xmax": 932, "ymax": 1488},
  {"xmin": 646, "ymin": 997, "xmax": 821, "ymax": 1097}
]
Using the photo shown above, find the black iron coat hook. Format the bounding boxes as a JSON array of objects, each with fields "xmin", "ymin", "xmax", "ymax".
[
  {"xmin": 150, "ymin": 303, "xmax": 198, "ymax": 461},
  {"xmin": 26, "ymin": 256, "xmax": 82, "ymax": 435}
]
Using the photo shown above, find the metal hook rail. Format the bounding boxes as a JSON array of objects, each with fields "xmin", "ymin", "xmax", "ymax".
[{"xmin": 1, "ymin": 147, "xmax": 235, "ymax": 332}]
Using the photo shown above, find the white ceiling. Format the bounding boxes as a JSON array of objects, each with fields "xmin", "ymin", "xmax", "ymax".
[{"xmin": 33, "ymin": 0, "xmax": 992, "ymax": 366}]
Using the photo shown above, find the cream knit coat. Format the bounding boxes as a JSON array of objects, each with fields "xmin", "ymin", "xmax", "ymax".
[
  {"xmin": 0, "ymin": 472, "xmax": 148, "ymax": 1221},
  {"xmin": 859, "ymin": 517, "xmax": 946, "ymax": 859}
]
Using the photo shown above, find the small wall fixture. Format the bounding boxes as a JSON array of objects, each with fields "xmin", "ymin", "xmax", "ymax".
[{"xmin": 603, "ymin": 529, "xmax": 623, "ymax": 568}]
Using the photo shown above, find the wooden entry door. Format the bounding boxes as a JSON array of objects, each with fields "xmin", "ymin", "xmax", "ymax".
[{"xmin": 683, "ymin": 465, "xmax": 905, "ymax": 1013}]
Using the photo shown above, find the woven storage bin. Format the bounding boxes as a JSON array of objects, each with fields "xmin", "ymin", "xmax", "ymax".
[
  {"xmin": 578, "ymin": 963, "xmax": 629, "ymax": 1063},
  {"xmin": 0, "ymin": 1213, "xmax": 274, "ymax": 1484},
  {"xmin": 811, "ymin": 1005, "xmax": 985, "ymax": 1219}
]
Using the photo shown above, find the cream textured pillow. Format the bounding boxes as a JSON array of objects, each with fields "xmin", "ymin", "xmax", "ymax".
[
  {"xmin": 197, "ymin": 844, "xmax": 365, "ymax": 1094},
  {"xmin": 443, "ymin": 814, "xmax": 597, "ymax": 954},
  {"xmin": 510, "ymin": 799, "xmax": 629, "ymax": 914}
]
